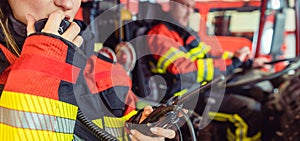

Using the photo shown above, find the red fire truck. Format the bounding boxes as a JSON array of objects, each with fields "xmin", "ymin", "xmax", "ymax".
[{"xmin": 79, "ymin": 0, "xmax": 300, "ymax": 140}]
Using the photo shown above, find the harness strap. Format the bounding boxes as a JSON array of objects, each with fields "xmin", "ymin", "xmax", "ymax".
[{"xmin": 0, "ymin": 44, "xmax": 17, "ymax": 64}]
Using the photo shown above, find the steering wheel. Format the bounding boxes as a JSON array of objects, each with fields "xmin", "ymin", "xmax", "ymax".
[{"xmin": 224, "ymin": 56, "xmax": 300, "ymax": 88}]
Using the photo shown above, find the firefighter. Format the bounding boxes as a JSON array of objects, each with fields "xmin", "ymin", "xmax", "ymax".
[
  {"xmin": 146, "ymin": 0, "xmax": 268, "ymax": 98},
  {"xmin": 0, "ymin": 0, "xmax": 175, "ymax": 140},
  {"xmin": 145, "ymin": 0, "xmax": 269, "ymax": 140}
]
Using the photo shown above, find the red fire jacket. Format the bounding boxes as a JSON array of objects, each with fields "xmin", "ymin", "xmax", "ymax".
[{"xmin": 0, "ymin": 32, "xmax": 137, "ymax": 140}]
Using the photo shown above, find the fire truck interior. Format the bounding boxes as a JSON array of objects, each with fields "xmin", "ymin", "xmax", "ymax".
[{"xmin": 79, "ymin": 0, "xmax": 300, "ymax": 140}]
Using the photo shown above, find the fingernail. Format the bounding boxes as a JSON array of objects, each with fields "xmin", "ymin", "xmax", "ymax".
[
  {"xmin": 130, "ymin": 130, "xmax": 136, "ymax": 135},
  {"xmin": 144, "ymin": 111, "xmax": 151, "ymax": 116},
  {"xmin": 129, "ymin": 135, "xmax": 133, "ymax": 139},
  {"xmin": 150, "ymin": 127, "xmax": 158, "ymax": 133}
]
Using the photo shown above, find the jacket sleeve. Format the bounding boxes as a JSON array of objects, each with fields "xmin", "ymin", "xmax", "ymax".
[
  {"xmin": 0, "ymin": 33, "xmax": 83, "ymax": 140},
  {"xmin": 183, "ymin": 30, "xmax": 252, "ymax": 75},
  {"xmin": 83, "ymin": 54, "xmax": 138, "ymax": 118},
  {"xmin": 147, "ymin": 24, "xmax": 221, "ymax": 83},
  {"xmin": 0, "ymin": 44, "xmax": 18, "ymax": 93}
]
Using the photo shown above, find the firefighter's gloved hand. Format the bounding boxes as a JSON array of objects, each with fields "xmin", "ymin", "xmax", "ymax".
[{"xmin": 129, "ymin": 106, "xmax": 176, "ymax": 141}]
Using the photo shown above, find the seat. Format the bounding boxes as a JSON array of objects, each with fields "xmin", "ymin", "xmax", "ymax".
[{"xmin": 130, "ymin": 2, "xmax": 168, "ymax": 103}]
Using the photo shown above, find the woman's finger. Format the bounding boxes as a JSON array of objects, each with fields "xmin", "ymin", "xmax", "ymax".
[
  {"xmin": 130, "ymin": 130, "xmax": 164, "ymax": 141},
  {"xmin": 72, "ymin": 35, "xmax": 83, "ymax": 48},
  {"xmin": 43, "ymin": 11, "xmax": 64, "ymax": 34},
  {"xmin": 150, "ymin": 127, "xmax": 176, "ymax": 139},
  {"xmin": 129, "ymin": 134, "xmax": 138, "ymax": 141},
  {"xmin": 26, "ymin": 14, "xmax": 36, "ymax": 35},
  {"xmin": 62, "ymin": 22, "xmax": 81, "ymax": 41},
  {"xmin": 139, "ymin": 105, "xmax": 153, "ymax": 123}
]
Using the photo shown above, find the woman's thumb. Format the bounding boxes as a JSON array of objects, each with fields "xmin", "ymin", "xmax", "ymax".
[{"xmin": 26, "ymin": 14, "xmax": 36, "ymax": 35}]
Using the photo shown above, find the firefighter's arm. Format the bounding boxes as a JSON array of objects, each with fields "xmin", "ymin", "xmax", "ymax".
[
  {"xmin": 0, "ymin": 44, "xmax": 16, "ymax": 92},
  {"xmin": 147, "ymin": 32, "xmax": 220, "ymax": 83},
  {"xmin": 147, "ymin": 25, "xmax": 203, "ymax": 83},
  {"xmin": 0, "ymin": 12, "xmax": 83, "ymax": 140},
  {"xmin": 227, "ymin": 47, "xmax": 271, "ymax": 72}
]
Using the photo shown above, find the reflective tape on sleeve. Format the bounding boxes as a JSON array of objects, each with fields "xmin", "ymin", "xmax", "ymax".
[
  {"xmin": 206, "ymin": 58, "xmax": 214, "ymax": 81},
  {"xmin": 196, "ymin": 59, "xmax": 214, "ymax": 83},
  {"xmin": 156, "ymin": 47, "xmax": 187, "ymax": 73},
  {"xmin": 1, "ymin": 107, "xmax": 75, "ymax": 134},
  {"xmin": 93, "ymin": 116, "xmax": 127, "ymax": 140},
  {"xmin": 187, "ymin": 42, "xmax": 211, "ymax": 61},
  {"xmin": 0, "ymin": 124, "xmax": 74, "ymax": 141},
  {"xmin": 0, "ymin": 91, "xmax": 78, "ymax": 120},
  {"xmin": 0, "ymin": 91, "xmax": 77, "ymax": 140}
]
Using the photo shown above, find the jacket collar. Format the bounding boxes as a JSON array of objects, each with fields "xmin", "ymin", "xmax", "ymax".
[{"xmin": 9, "ymin": 15, "xmax": 27, "ymax": 49}]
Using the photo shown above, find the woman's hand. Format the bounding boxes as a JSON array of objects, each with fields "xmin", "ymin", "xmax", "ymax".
[
  {"xmin": 130, "ymin": 106, "xmax": 176, "ymax": 141},
  {"xmin": 26, "ymin": 11, "xmax": 83, "ymax": 47}
]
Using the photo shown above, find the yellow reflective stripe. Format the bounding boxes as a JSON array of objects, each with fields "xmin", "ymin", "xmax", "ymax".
[
  {"xmin": 206, "ymin": 58, "xmax": 214, "ymax": 81},
  {"xmin": 103, "ymin": 116, "xmax": 126, "ymax": 128},
  {"xmin": 227, "ymin": 129, "xmax": 262, "ymax": 141},
  {"xmin": 222, "ymin": 51, "xmax": 234, "ymax": 59},
  {"xmin": 188, "ymin": 47, "xmax": 205, "ymax": 61},
  {"xmin": 208, "ymin": 112, "xmax": 232, "ymax": 122},
  {"xmin": 117, "ymin": 136, "xmax": 129, "ymax": 141},
  {"xmin": 196, "ymin": 60, "xmax": 205, "ymax": 83},
  {"xmin": 251, "ymin": 132, "xmax": 262, "ymax": 141},
  {"xmin": 149, "ymin": 61, "xmax": 160, "ymax": 74},
  {"xmin": 93, "ymin": 117, "xmax": 127, "ymax": 140},
  {"xmin": 209, "ymin": 112, "xmax": 247, "ymax": 140},
  {"xmin": 226, "ymin": 128, "xmax": 235, "ymax": 141},
  {"xmin": 201, "ymin": 81, "xmax": 208, "ymax": 86},
  {"xmin": 92, "ymin": 118, "xmax": 103, "ymax": 129},
  {"xmin": 232, "ymin": 114, "xmax": 248, "ymax": 141},
  {"xmin": 0, "ymin": 123, "xmax": 73, "ymax": 141},
  {"xmin": 208, "ymin": 112, "xmax": 261, "ymax": 141},
  {"xmin": 156, "ymin": 47, "xmax": 187, "ymax": 73},
  {"xmin": 122, "ymin": 110, "xmax": 138, "ymax": 121},
  {"xmin": 0, "ymin": 91, "xmax": 78, "ymax": 120},
  {"xmin": 188, "ymin": 42, "xmax": 211, "ymax": 61},
  {"xmin": 196, "ymin": 59, "xmax": 214, "ymax": 83},
  {"xmin": 174, "ymin": 89, "xmax": 188, "ymax": 97}
]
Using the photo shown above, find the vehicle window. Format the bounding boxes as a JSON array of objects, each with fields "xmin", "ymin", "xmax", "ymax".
[{"xmin": 206, "ymin": 8, "xmax": 260, "ymax": 41}]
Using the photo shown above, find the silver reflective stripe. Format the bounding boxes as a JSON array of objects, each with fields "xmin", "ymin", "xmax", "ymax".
[
  {"xmin": 203, "ymin": 59, "xmax": 208, "ymax": 80},
  {"xmin": 0, "ymin": 106, "xmax": 75, "ymax": 134},
  {"xmin": 73, "ymin": 134, "xmax": 85, "ymax": 141},
  {"xmin": 105, "ymin": 127, "xmax": 123, "ymax": 138},
  {"xmin": 54, "ymin": 115, "xmax": 76, "ymax": 133}
]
